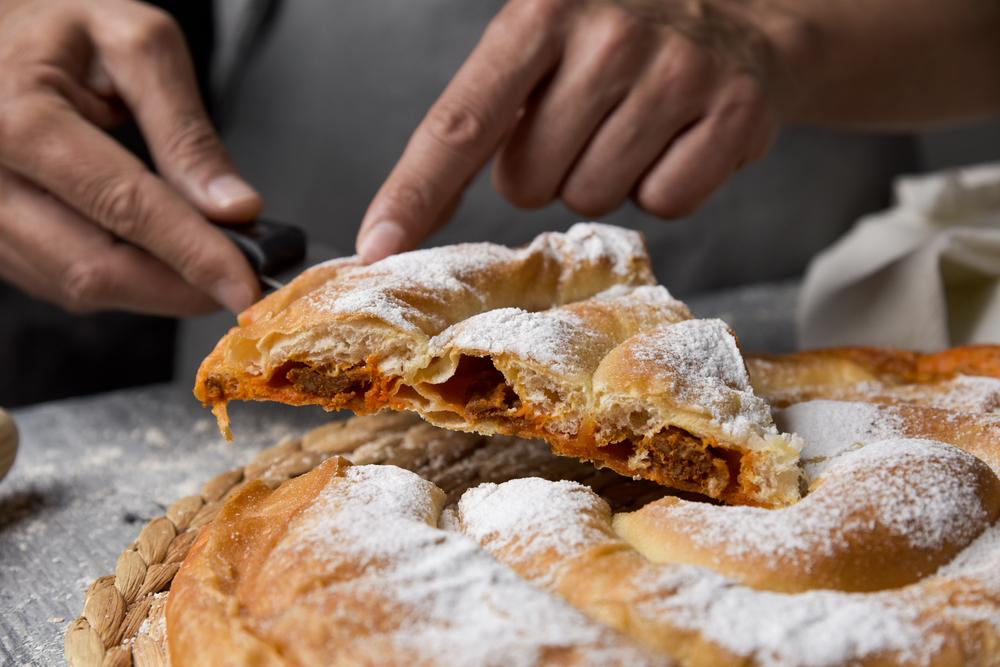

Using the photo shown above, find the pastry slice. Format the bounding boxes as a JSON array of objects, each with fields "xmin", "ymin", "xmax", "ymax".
[{"xmin": 196, "ymin": 223, "xmax": 801, "ymax": 506}]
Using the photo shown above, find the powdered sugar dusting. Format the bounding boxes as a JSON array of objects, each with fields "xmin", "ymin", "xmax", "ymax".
[
  {"xmin": 883, "ymin": 375, "xmax": 1000, "ymax": 413},
  {"xmin": 288, "ymin": 465, "xmax": 445, "ymax": 556},
  {"xmin": 457, "ymin": 478, "xmax": 611, "ymax": 579},
  {"xmin": 431, "ymin": 308, "xmax": 598, "ymax": 375},
  {"xmin": 634, "ymin": 319, "xmax": 750, "ymax": 390},
  {"xmin": 454, "ymin": 468, "xmax": 999, "ymax": 667},
  {"xmin": 775, "ymin": 400, "xmax": 906, "ymax": 481},
  {"xmin": 428, "ymin": 284, "xmax": 686, "ymax": 376},
  {"xmin": 592, "ymin": 283, "xmax": 678, "ymax": 306},
  {"xmin": 658, "ymin": 439, "xmax": 991, "ymax": 562},
  {"xmin": 556, "ymin": 222, "xmax": 648, "ymax": 279},
  {"xmin": 637, "ymin": 566, "xmax": 935, "ymax": 667},
  {"xmin": 761, "ymin": 372, "xmax": 1000, "ymax": 414},
  {"xmin": 305, "ymin": 223, "xmax": 650, "ymax": 335},
  {"xmin": 270, "ymin": 465, "xmax": 658, "ymax": 665},
  {"xmin": 935, "ymin": 522, "xmax": 1000, "ymax": 586},
  {"xmin": 627, "ymin": 319, "xmax": 774, "ymax": 438},
  {"xmin": 309, "ymin": 244, "xmax": 511, "ymax": 333}
]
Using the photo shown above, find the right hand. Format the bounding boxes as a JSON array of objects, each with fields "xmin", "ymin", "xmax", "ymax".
[
  {"xmin": 358, "ymin": 0, "xmax": 810, "ymax": 263},
  {"xmin": 0, "ymin": 0, "xmax": 262, "ymax": 316}
]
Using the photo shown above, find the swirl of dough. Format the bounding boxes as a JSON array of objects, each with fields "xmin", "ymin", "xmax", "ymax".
[
  {"xmin": 167, "ymin": 458, "xmax": 665, "ymax": 667},
  {"xmin": 455, "ymin": 436, "xmax": 1000, "ymax": 666},
  {"xmin": 612, "ymin": 438, "xmax": 1000, "ymax": 593}
]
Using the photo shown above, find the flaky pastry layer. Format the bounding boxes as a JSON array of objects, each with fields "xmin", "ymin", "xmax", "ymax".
[{"xmin": 195, "ymin": 224, "xmax": 800, "ymax": 507}]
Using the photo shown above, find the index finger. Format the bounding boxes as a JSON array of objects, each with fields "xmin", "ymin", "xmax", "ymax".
[
  {"xmin": 0, "ymin": 97, "xmax": 259, "ymax": 313},
  {"xmin": 86, "ymin": 4, "xmax": 262, "ymax": 221},
  {"xmin": 356, "ymin": 0, "xmax": 564, "ymax": 262}
]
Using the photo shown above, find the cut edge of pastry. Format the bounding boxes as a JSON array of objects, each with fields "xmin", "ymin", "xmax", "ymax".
[
  {"xmin": 195, "ymin": 224, "xmax": 801, "ymax": 507},
  {"xmin": 197, "ymin": 320, "xmax": 802, "ymax": 508}
]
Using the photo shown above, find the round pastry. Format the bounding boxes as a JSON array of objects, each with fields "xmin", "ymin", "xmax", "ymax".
[
  {"xmin": 168, "ymin": 359, "xmax": 1000, "ymax": 666},
  {"xmin": 66, "ymin": 345, "xmax": 1000, "ymax": 667}
]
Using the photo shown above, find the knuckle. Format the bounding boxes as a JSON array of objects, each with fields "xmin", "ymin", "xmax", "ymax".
[
  {"xmin": 2, "ymin": 64, "xmax": 66, "ymax": 97},
  {"xmin": 23, "ymin": 63, "xmax": 71, "ymax": 92},
  {"xmin": 492, "ymin": 159, "xmax": 553, "ymax": 210},
  {"xmin": 669, "ymin": 36, "xmax": 712, "ymax": 73},
  {"xmin": 719, "ymin": 76, "xmax": 767, "ymax": 118},
  {"xmin": 0, "ymin": 100, "xmax": 29, "ymax": 148},
  {"xmin": 0, "ymin": 93, "xmax": 51, "ymax": 148},
  {"xmin": 659, "ymin": 40, "xmax": 714, "ymax": 94},
  {"xmin": 122, "ymin": 8, "xmax": 182, "ymax": 55},
  {"xmin": 85, "ymin": 174, "xmax": 150, "ymax": 238},
  {"xmin": 61, "ymin": 260, "xmax": 108, "ymax": 313},
  {"xmin": 379, "ymin": 178, "xmax": 436, "ymax": 220},
  {"xmin": 505, "ymin": 0, "xmax": 574, "ymax": 31},
  {"xmin": 561, "ymin": 182, "xmax": 620, "ymax": 219},
  {"xmin": 636, "ymin": 186, "xmax": 698, "ymax": 220},
  {"xmin": 425, "ymin": 98, "xmax": 490, "ymax": 156},
  {"xmin": 163, "ymin": 112, "xmax": 223, "ymax": 170},
  {"xmin": 593, "ymin": 9, "xmax": 646, "ymax": 58}
]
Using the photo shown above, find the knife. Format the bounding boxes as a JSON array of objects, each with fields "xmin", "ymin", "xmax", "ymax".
[{"xmin": 216, "ymin": 219, "xmax": 343, "ymax": 291}]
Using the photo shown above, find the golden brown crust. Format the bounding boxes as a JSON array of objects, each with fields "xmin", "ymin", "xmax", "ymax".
[
  {"xmin": 166, "ymin": 400, "xmax": 1000, "ymax": 667},
  {"xmin": 194, "ymin": 225, "xmax": 800, "ymax": 507},
  {"xmin": 167, "ymin": 457, "xmax": 665, "ymax": 667},
  {"xmin": 164, "ymin": 340, "xmax": 1000, "ymax": 666},
  {"xmin": 748, "ymin": 345, "xmax": 1000, "ymax": 408}
]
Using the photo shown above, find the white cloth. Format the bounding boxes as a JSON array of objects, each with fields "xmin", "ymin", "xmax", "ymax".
[{"xmin": 799, "ymin": 162, "xmax": 1000, "ymax": 351}]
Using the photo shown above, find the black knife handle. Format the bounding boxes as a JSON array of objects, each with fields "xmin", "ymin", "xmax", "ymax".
[{"xmin": 216, "ymin": 219, "xmax": 307, "ymax": 278}]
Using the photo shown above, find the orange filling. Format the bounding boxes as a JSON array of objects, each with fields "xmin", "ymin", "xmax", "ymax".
[
  {"xmin": 206, "ymin": 355, "xmax": 750, "ymax": 502},
  {"xmin": 408, "ymin": 356, "xmax": 746, "ymax": 502}
]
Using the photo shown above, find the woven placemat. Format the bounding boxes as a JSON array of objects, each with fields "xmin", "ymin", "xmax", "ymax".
[{"xmin": 65, "ymin": 411, "xmax": 672, "ymax": 667}]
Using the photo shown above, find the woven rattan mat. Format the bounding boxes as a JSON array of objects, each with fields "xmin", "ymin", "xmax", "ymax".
[{"xmin": 64, "ymin": 411, "xmax": 674, "ymax": 666}]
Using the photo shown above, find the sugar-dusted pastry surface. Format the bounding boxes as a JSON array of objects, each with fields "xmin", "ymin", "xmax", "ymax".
[
  {"xmin": 748, "ymin": 345, "xmax": 1000, "ymax": 409},
  {"xmin": 457, "ymin": 449, "xmax": 999, "ymax": 667},
  {"xmin": 195, "ymin": 223, "xmax": 800, "ymax": 507},
  {"xmin": 168, "ymin": 391, "xmax": 1000, "ymax": 667},
  {"xmin": 164, "ymin": 349, "xmax": 1000, "ymax": 665},
  {"xmin": 167, "ymin": 458, "xmax": 667, "ymax": 667}
]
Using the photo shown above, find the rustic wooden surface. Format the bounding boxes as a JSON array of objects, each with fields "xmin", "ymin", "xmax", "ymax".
[{"xmin": 0, "ymin": 281, "xmax": 797, "ymax": 666}]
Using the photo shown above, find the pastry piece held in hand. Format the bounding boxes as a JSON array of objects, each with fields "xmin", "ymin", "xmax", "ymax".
[{"xmin": 196, "ymin": 223, "xmax": 801, "ymax": 506}]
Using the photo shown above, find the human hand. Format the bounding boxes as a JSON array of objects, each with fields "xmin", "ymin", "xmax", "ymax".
[
  {"xmin": 0, "ymin": 0, "xmax": 262, "ymax": 316},
  {"xmin": 358, "ymin": 0, "xmax": 809, "ymax": 262}
]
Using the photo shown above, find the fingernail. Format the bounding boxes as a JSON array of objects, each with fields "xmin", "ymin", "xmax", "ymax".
[
  {"xmin": 212, "ymin": 279, "xmax": 256, "ymax": 314},
  {"xmin": 358, "ymin": 221, "xmax": 407, "ymax": 263},
  {"xmin": 207, "ymin": 174, "xmax": 259, "ymax": 209}
]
